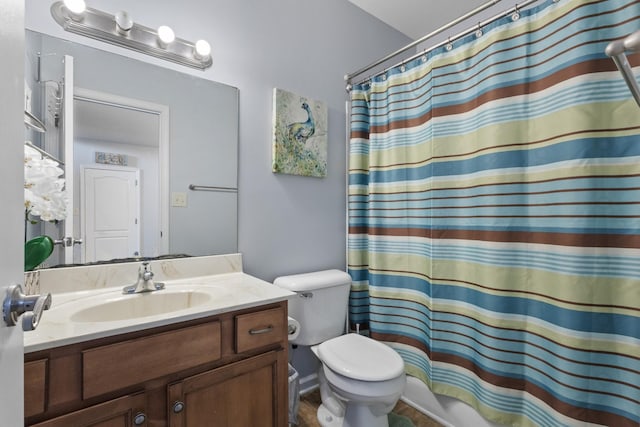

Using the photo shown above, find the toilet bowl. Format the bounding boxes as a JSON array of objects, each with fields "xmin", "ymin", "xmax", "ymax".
[
  {"xmin": 273, "ymin": 270, "xmax": 406, "ymax": 427},
  {"xmin": 312, "ymin": 333, "xmax": 406, "ymax": 427}
]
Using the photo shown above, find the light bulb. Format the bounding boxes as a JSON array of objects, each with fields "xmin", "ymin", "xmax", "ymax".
[
  {"xmin": 63, "ymin": 0, "xmax": 85, "ymax": 14},
  {"xmin": 157, "ymin": 25, "xmax": 175, "ymax": 46},
  {"xmin": 115, "ymin": 11, "xmax": 133, "ymax": 34},
  {"xmin": 63, "ymin": 0, "xmax": 86, "ymax": 19},
  {"xmin": 194, "ymin": 40, "xmax": 211, "ymax": 59}
]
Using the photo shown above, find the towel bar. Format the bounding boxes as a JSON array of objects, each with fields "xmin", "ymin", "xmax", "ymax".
[{"xmin": 188, "ymin": 184, "xmax": 237, "ymax": 193}]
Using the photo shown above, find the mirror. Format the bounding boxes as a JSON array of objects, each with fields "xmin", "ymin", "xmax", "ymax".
[{"xmin": 24, "ymin": 30, "xmax": 239, "ymax": 268}]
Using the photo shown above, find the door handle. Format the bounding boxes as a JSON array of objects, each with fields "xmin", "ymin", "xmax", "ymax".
[
  {"xmin": 53, "ymin": 237, "xmax": 83, "ymax": 247},
  {"xmin": 2, "ymin": 284, "xmax": 52, "ymax": 331}
]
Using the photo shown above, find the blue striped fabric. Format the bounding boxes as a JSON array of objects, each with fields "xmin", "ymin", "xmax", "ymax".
[{"xmin": 348, "ymin": 0, "xmax": 640, "ymax": 425}]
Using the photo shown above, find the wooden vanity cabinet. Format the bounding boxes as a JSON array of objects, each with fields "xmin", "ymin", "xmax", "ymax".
[
  {"xmin": 24, "ymin": 359, "xmax": 47, "ymax": 418},
  {"xmin": 24, "ymin": 301, "xmax": 288, "ymax": 427},
  {"xmin": 31, "ymin": 393, "xmax": 147, "ymax": 427},
  {"xmin": 167, "ymin": 351, "xmax": 282, "ymax": 426}
]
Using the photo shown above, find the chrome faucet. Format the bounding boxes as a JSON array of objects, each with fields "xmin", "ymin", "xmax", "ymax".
[{"xmin": 122, "ymin": 261, "xmax": 165, "ymax": 294}]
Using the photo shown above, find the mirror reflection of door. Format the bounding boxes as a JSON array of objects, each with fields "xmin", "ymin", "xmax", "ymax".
[
  {"xmin": 73, "ymin": 88, "xmax": 169, "ymax": 264},
  {"xmin": 81, "ymin": 165, "xmax": 140, "ymax": 263},
  {"xmin": 38, "ymin": 54, "xmax": 73, "ymax": 266}
]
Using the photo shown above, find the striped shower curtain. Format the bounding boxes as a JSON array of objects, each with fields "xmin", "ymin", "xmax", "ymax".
[{"xmin": 347, "ymin": 0, "xmax": 640, "ymax": 426}]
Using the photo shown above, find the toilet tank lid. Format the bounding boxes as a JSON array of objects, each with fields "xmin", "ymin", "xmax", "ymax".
[{"xmin": 273, "ymin": 269, "xmax": 351, "ymax": 291}]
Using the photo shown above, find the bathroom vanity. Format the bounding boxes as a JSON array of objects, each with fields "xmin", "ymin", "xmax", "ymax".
[{"xmin": 22, "ymin": 255, "xmax": 294, "ymax": 427}]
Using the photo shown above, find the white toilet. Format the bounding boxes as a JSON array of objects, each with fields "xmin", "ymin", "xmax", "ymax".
[{"xmin": 274, "ymin": 270, "xmax": 406, "ymax": 427}]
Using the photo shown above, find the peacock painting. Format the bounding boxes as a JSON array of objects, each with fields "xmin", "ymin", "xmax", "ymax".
[{"xmin": 272, "ymin": 88, "xmax": 327, "ymax": 177}]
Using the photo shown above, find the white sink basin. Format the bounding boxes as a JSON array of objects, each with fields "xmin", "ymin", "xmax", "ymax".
[{"xmin": 70, "ymin": 290, "xmax": 213, "ymax": 323}]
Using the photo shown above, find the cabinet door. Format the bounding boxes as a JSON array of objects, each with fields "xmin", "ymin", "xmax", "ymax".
[
  {"xmin": 30, "ymin": 393, "xmax": 147, "ymax": 427},
  {"xmin": 24, "ymin": 359, "xmax": 47, "ymax": 418},
  {"xmin": 167, "ymin": 351, "xmax": 287, "ymax": 427}
]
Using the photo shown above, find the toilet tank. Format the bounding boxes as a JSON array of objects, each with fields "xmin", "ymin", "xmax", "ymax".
[{"xmin": 273, "ymin": 270, "xmax": 351, "ymax": 346}]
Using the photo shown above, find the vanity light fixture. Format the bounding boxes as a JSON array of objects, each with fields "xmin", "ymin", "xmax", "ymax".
[
  {"xmin": 63, "ymin": 0, "xmax": 85, "ymax": 19},
  {"xmin": 194, "ymin": 40, "xmax": 212, "ymax": 61},
  {"xmin": 51, "ymin": 1, "xmax": 213, "ymax": 70},
  {"xmin": 114, "ymin": 10, "xmax": 133, "ymax": 35},
  {"xmin": 157, "ymin": 25, "xmax": 175, "ymax": 47}
]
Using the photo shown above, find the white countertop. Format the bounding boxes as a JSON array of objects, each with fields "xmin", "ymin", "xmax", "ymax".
[{"xmin": 25, "ymin": 272, "xmax": 294, "ymax": 353}]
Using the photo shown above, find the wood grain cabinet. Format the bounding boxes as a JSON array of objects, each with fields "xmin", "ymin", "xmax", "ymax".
[
  {"xmin": 30, "ymin": 393, "xmax": 147, "ymax": 427},
  {"xmin": 168, "ymin": 351, "xmax": 284, "ymax": 427},
  {"xmin": 24, "ymin": 301, "xmax": 288, "ymax": 427}
]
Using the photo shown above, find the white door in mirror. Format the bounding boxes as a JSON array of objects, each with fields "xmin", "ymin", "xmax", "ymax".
[{"xmin": 82, "ymin": 166, "xmax": 141, "ymax": 262}]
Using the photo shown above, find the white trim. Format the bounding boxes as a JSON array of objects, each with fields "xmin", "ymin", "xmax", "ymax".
[
  {"xmin": 73, "ymin": 87, "xmax": 170, "ymax": 255},
  {"xmin": 63, "ymin": 55, "xmax": 75, "ymax": 264},
  {"xmin": 298, "ymin": 373, "xmax": 320, "ymax": 396}
]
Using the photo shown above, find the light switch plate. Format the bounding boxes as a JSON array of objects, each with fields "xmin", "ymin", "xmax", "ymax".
[{"xmin": 171, "ymin": 192, "xmax": 188, "ymax": 207}]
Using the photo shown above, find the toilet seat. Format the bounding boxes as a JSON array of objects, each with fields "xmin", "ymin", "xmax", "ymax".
[
  {"xmin": 317, "ymin": 333, "xmax": 404, "ymax": 381},
  {"xmin": 321, "ymin": 363, "xmax": 406, "ymax": 401}
]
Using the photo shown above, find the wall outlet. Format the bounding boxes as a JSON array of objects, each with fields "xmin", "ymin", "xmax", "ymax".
[{"xmin": 171, "ymin": 192, "xmax": 188, "ymax": 207}]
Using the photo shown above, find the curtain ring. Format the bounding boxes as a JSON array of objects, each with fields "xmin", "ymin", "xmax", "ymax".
[
  {"xmin": 400, "ymin": 62, "xmax": 406, "ymax": 72},
  {"xmin": 512, "ymin": 5, "xmax": 520, "ymax": 21},
  {"xmin": 475, "ymin": 23, "xmax": 483, "ymax": 38},
  {"xmin": 446, "ymin": 37, "xmax": 453, "ymax": 51}
]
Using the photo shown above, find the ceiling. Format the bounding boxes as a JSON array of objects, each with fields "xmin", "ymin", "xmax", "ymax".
[{"xmin": 348, "ymin": 0, "xmax": 507, "ymax": 40}]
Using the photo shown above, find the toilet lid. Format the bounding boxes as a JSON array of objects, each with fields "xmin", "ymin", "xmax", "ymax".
[{"xmin": 317, "ymin": 334, "xmax": 404, "ymax": 381}]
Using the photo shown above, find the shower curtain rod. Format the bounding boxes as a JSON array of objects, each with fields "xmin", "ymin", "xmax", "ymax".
[
  {"xmin": 605, "ymin": 29, "xmax": 640, "ymax": 107},
  {"xmin": 345, "ymin": 0, "xmax": 543, "ymax": 87}
]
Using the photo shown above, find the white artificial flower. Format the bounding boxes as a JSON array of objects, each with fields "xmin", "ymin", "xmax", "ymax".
[
  {"xmin": 24, "ymin": 145, "xmax": 42, "ymax": 163},
  {"xmin": 24, "ymin": 143, "xmax": 67, "ymax": 222}
]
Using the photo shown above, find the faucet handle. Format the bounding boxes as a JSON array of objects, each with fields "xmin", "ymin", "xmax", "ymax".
[
  {"xmin": 123, "ymin": 261, "xmax": 164, "ymax": 294},
  {"xmin": 140, "ymin": 261, "xmax": 154, "ymax": 281}
]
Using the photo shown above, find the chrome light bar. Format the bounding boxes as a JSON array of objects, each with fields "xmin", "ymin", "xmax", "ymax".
[{"xmin": 50, "ymin": 1, "xmax": 212, "ymax": 70}]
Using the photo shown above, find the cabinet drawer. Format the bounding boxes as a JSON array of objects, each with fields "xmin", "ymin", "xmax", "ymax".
[
  {"xmin": 83, "ymin": 321, "xmax": 221, "ymax": 399},
  {"xmin": 25, "ymin": 359, "xmax": 47, "ymax": 417},
  {"xmin": 235, "ymin": 307, "xmax": 286, "ymax": 353}
]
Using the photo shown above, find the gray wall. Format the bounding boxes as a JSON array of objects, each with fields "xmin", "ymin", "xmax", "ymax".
[{"xmin": 26, "ymin": 0, "xmax": 410, "ymax": 282}]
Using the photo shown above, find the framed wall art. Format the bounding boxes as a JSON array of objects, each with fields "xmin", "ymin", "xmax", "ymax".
[{"xmin": 272, "ymin": 88, "xmax": 327, "ymax": 177}]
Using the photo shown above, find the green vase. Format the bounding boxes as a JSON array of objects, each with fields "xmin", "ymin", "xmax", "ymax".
[{"xmin": 24, "ymin": 235, "xmax": 54, "ymax": 271}]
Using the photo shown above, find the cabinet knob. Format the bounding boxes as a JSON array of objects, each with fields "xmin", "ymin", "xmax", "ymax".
[
  {"xmin": 133, "ymin": 412, "xmax": 146, "ymax": 425},
  {"xmin": 173, "ymin": 401, "xmax": 185, "ymax": 413}
]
